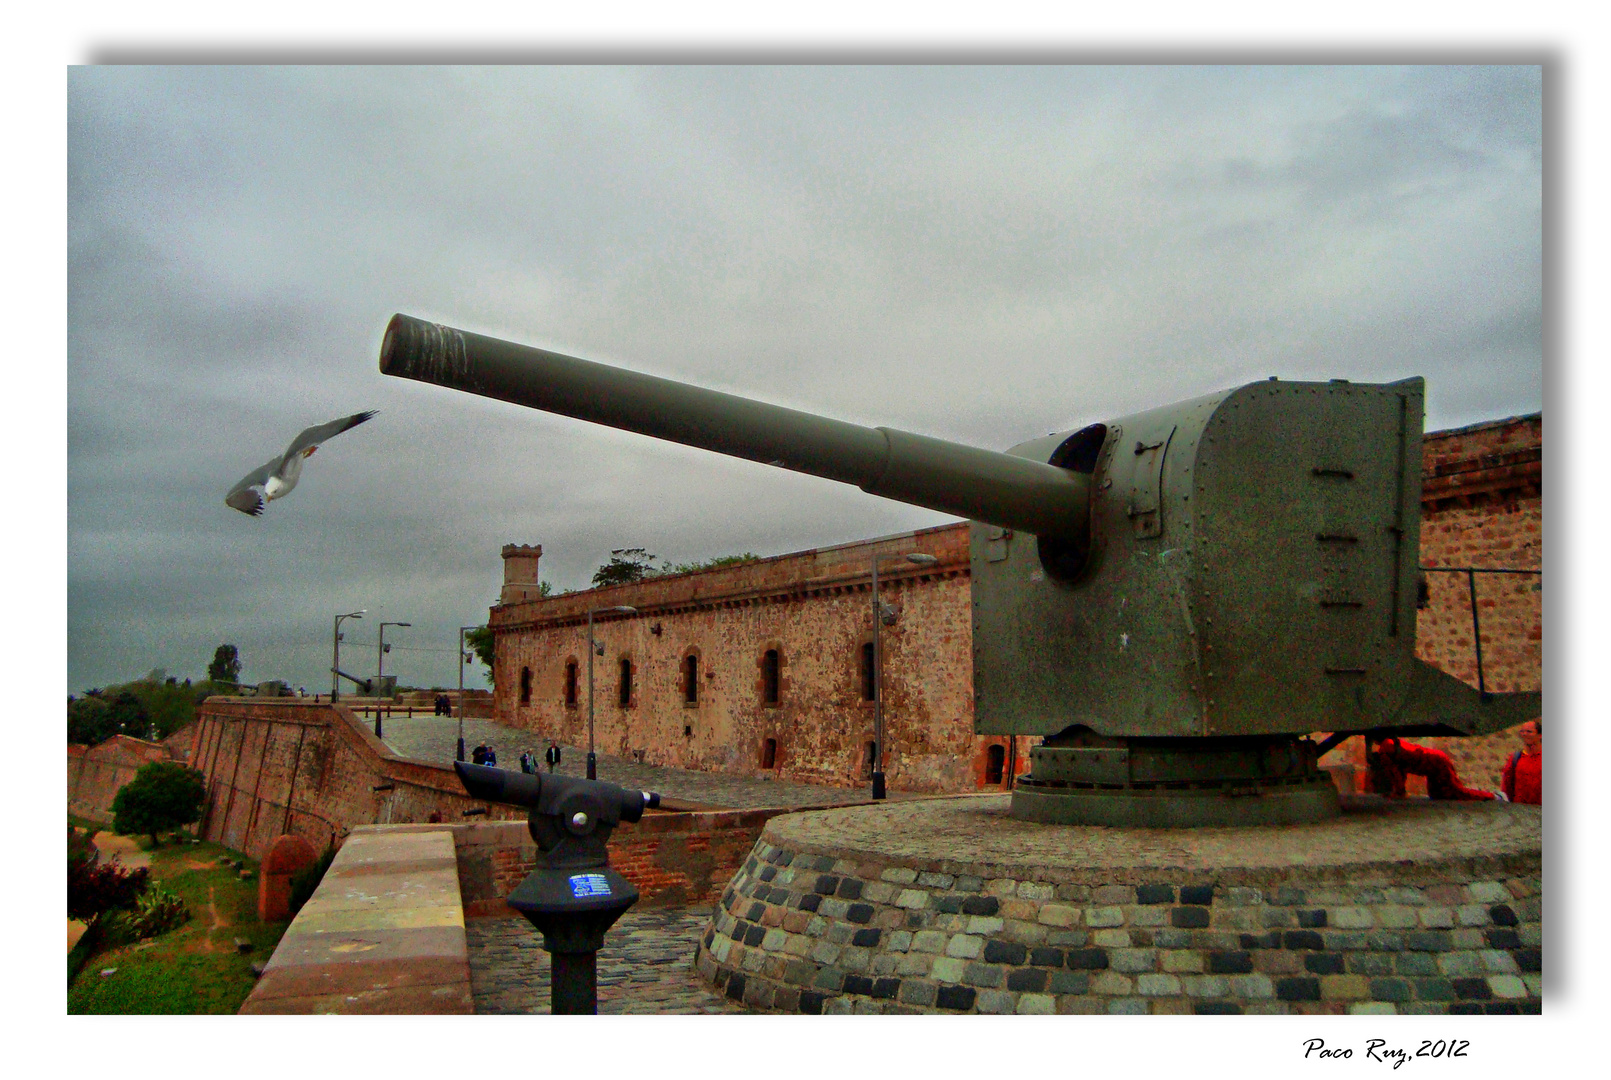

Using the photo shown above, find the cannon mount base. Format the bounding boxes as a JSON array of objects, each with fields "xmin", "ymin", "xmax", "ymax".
[{"xmin": 1009, "ymin": 731, "xmax": 1341, "ymax": 828}]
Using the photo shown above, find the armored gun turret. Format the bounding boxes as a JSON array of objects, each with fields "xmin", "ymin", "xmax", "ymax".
[{"xmin": 380, "ymin": 314, "xmax": 1539, "ymax": 827}]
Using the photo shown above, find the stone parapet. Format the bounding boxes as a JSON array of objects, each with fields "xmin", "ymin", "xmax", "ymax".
[
  {"xmin": 695, "ymin": 796, "xmax": 1541, "ymax": 1015},
  {"xmin": 240, "ymin": 827, "xmax": 473, "ymax": 1014}
]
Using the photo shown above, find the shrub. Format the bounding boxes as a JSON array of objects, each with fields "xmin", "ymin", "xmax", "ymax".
[
  {"xmin": 287, "ymin": 844, "xmax": 338, "ymax": 915},
  {"xmin": 68, "ymin": 825, "xmax": 149, "ymax": 922},
  {"xmin": 111, "ymin": 761, "xmax": 207, "ymax": 848},
  {"xmin": 105, "ymin": 884, "xmax": 190, "ymax": 943}
]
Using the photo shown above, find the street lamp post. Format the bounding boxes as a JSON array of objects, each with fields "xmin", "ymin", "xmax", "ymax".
[
  {"xmin": 586, "ymin": 606, "xmax": 638, "ymax": 780},
  {"xmin": 871, "ymin": 552, "xmax": 938, "ymax": 799},
  {"xmin": 331, "ymin": 610, "xmax": 366, "ymax": 702},
  {"xmin": 457, "ymin": 625, "xmax": 479, "ymax": 762},
  {"xmin": 374, "ymin": 622, "xmax": 410, "ymax": 736}
]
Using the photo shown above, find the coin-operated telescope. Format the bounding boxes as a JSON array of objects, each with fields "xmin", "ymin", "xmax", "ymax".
[
  {"xmin": 393, "ymin": 316, "xmax": 1540, "ymax": 828},
  {"xmin": 454, "ymin": 761, "xmax": 661, "ymax": 1013}
]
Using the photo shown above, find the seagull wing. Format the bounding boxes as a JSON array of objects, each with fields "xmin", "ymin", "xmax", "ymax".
[
  {"xmin": 281, "ymin": 410, "xmax": 379, "ymax": 461},
  {"xmin": 225, "ymin": 459, "xmax": 278, "ymax": 517}
]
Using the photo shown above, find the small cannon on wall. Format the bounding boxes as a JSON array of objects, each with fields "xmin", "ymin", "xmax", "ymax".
[{"xmin": 383, "ymin": 314, "xmax": 1539, "ymax": 827}]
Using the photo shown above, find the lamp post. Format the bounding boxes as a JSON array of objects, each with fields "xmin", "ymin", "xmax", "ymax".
[
  {"xmin": 587, "ymin": 606, "xmax": 638, "ymax": 780},
  {"xmin": 331, "ymin": 610, "xmax": 366, "ymax": 702},
  {"xmin": 871, "ymin": 552, "xmax": 937, "ymax": 799},
  {"xmin": 457, "ymin": 625, "xmax": 479, "ymax": 762},
  {"xmin": 378, "ymin": 622, "xmax": 411, "ymax": 683}
]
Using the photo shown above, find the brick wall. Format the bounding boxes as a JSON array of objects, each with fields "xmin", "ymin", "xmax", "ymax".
[
  {"xmin": 67, "ymin": 735, "xmax": 177, "ymax": 822},
  {"xmin": 491, "ymin": 523, "xmax": 1030, "ymax": 795},
  {"xmin": 186, "ymin": 698, "xmax": 522, "ymax": 860},
  {"xmin": 1330, "ymin": 415, "xmax": 1543, "ymax": 793},
  {"xmin": 452, "ymin": 808, "xmax": 795, "ymax": 916}
]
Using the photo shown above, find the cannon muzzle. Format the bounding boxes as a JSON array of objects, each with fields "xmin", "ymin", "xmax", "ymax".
[{"xmin": 380, "ymin": 314, "xmax": 1090, "ymax": 543}]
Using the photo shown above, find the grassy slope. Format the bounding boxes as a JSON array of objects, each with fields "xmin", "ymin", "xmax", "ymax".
[{"xmin": 68, "ymin": 834, "xmax": 292, "ymax": 1014}]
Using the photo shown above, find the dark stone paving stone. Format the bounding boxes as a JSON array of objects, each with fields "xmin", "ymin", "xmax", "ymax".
[{"xmin": 466, "ymin": 906, "xmax": 746, "ymax": 1014}]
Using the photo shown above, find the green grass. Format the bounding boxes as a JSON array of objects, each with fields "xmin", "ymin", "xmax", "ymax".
[{"xmin": 68, "ymin": 835, "xmax": 292, "ymax": 1014}]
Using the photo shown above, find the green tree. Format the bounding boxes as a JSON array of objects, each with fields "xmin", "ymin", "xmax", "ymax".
[
  {"xmin": 591, "ymin": 548, "xmax": 660, "ymax": 588},
  {"xmin": 110, "ymin": 761, "xmax": 207, "ymax": 848},
  {"xmin": 207, "ymin": 644, "xmax": 242, "ymax": 685},
  {"xmin": 465, "ymin": 625, "xmax": 495, "ymax": 680},
  {"xmin": 68, "ymin": 695, "xmax": 117, "ymax": 745}
]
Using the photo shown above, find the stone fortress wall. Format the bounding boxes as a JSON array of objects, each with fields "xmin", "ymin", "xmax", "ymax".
[{"xmin": 492, "ymin": 414, "xmax": 1543, "ymax": 795}]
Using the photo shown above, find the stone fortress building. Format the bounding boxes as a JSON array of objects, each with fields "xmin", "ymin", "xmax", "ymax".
[{"xmin": 488, "ymin": 414, "xmax": 1541, "ymax": 796}]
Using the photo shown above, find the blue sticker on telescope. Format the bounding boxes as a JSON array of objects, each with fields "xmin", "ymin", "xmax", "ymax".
[{"xmin": 569, "ymin": 873, "xmax": 612, "ymax": 898}]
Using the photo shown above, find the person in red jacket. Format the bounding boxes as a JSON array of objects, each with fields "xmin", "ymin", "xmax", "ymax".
[
  {"xmin": 1501, "ymin": 719, "xmax": 1542, "ymax": 805},
  {"xmin": 1365, "ymin": 734, "xmax": 1498, "ymax": 801}
]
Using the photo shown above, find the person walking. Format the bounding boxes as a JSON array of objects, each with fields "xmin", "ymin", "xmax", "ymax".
[
  {"xmin": 545, "ymin": 741, "xmax": 561, "ymax": 773},
  {"xmin": 519, "ymin": 749, "xmax": 534, "ymax": 774}
]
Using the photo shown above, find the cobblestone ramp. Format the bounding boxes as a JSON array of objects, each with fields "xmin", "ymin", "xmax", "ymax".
[{"xmin": 467, "ymin": 907, "xmax": 745, "ymax": 1014}]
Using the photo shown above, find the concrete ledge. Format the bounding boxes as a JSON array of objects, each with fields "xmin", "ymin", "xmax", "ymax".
[{"xmin": 240, "ymin": 827, "xmax": 472, "ymax": 1014}]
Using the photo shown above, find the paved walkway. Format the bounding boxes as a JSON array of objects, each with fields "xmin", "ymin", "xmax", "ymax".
[
  {"xmin": 466, "ymin": 907, "xmax": 745, "ymax": 1014},
  {"xmin": 374, "ymin": 711, "xmax": 914, "ymax": 811}
]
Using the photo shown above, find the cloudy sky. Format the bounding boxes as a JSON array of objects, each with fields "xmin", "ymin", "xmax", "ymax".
[{"xmin": 67, "ymin": 65, "xmax": 1542, "ymax": 694}]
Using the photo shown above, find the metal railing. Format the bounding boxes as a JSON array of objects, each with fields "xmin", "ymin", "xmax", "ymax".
[{"xmin": 1420, "ymin": 566, "xmax": 1542, "ymax": 700}]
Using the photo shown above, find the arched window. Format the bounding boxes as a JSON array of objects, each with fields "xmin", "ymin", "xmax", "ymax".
[
  {"xmin": 519, "ymin": 666, "xmax": 532, "ymax": 706},
  {"xmin": 985, "ymin": 743, "xmax": 1006, "ymax": 785},
  {"xmin": 762, "ymin": 649, "xmax": 780, "ymax": 706},
  {"xmin": 859, "ymin": 642, "xmax": 876, "ymax": 701},
  {"xmin": 618, "ymin": 657, "xmax": 633, "ymax": 707},
  {"xmin": 683, "ymin": 654, "xmax": 699, "ymax": 704},
  {"xmin": 564, "ymin": 661, "xmax": 578, "ymax": 706},
  {"xmin": 761, "ymin": 737, "xmax": 778, "ymax": 770}
]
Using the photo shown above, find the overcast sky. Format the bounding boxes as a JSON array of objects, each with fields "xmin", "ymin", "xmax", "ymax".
[{"xmin": 66, "ymin": 65, "xmax": 1542, "ymax": 694}]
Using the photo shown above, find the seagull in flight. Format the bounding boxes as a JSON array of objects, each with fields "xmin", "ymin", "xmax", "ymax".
[{"xmin": 225, "ymin": 411, "xmax": 378, "ymax": 517}]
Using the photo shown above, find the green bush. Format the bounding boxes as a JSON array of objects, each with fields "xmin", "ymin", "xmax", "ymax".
[
  {"xmin": 287, "ymin": 844, "xmax": 338, "ymax": 915},
  {"xmin": 105, "ymin": 884, "xmax": 190, "ymax": 943},
  {"xmin": 111, "ymin": 761, "xmax": 207, "ymax": 847}
]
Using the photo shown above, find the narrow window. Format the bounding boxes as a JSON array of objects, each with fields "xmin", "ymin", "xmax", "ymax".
[
  {"xmin": 859, "ymin": 642, "xmax": 876, "ymax": 701},
  {"xmin": 985, "ymin": 744, "xmax": 1006, "ymax": 785},
  {"xmin": 863, "ymin": 740, "xmax": 878, "ymax": 778},
  {"xmin": 762, "ymin": 649, "xmax": 780, "ymax": 705},
  {"xmin": 519, "ymin": 666, "xmax": 532, "ymax": 706},
  {"xmin": 618, "ymin": 657, "xmax": 633, "ymax": 707},
  {"xmin": 761, "ymin": 737, "xmax": 778, "ymax": 770},
  {"xmin": 683, "ymin": 654, "xmax": 699, "ymax": 704},
  {"xmin": 564, "ymin": 661, "xmax": 578, "ymax": 706}
]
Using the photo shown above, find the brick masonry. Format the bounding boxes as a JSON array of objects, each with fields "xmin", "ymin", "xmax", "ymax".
[
  {"xmin": 492, "ymin": 415, "xmax": 1542, "ymax": 798},
  {"xmin": 694, "ymin": 796, "xmax": 1542, "ymax": 1015}
]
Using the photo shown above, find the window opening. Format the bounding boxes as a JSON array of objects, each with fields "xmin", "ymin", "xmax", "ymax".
[
  {"xmin": 863, "ymin": 740, "xmax": 877, "ymax": 778},
  {"xmin": 683, "ymin": 654, "xmax": 699, "ymax": 704},
  {"xmin": 519, "ymin": 666, "xmax": 532, "ymax": 706},
  {"xmin": 859, "ymin": 641, "xmax": 876, "ymax": 701},
  {"xmin": 763, "ymin": 649, "xmax": 780, "ymax": 705},
  {"xmin": 564, "ymin": 661, "xmax": 578, "ymax": 706},
  {"xmin": 618, "ymin": 657, "xmax": 633, "ymax": 707},
  {"xmin": 761, "ymin": 737, "xmax": 778, "ymax": 770},
  {"xmin": 985, "ymin": 743, "xmax": 1006, "ymax": 785}
]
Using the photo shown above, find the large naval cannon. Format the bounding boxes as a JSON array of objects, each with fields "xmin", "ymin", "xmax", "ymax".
[{"xmin": 380, "ymin": 314, "xmax": 1539, "ymax": 827}]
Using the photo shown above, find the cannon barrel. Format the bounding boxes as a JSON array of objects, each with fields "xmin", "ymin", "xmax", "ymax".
[{"xmin": 379, "ymin": 314, "xmax": 1090, "ymax": 542}]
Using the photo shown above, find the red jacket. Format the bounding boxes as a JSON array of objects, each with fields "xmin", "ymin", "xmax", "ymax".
[
  {"xmin": 1367, "ymin": 739, "xmax": 1496, "ymax": 801},
  {"xmin": 1502, "ymin": 750, "xmax": 1541, "ymax": 805}
]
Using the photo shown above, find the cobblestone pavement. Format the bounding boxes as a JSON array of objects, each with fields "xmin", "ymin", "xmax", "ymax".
[
  {"xmin": 466, "ymin": 907, "xmax": 747, "ymax": 1014},
  {"xmin": 374, "ymin": 711, "xmax": 914, "ymax": 811}
]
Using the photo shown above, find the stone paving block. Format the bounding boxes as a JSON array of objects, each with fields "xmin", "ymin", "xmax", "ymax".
[
  {"xmin": 1086, "ymin": 907, "xmax": 1125, "ymax": 928},
  {"xmin": 880, "ymin": 866, "xmax": 918, "ymax": 885},
  {"xmin": 1111, "ymin": 949, "xmax": 1157, "ymax": 974},
  {"xmin": 1108, "ymin": 997, "xmax": 1147, "ymax": 1014},
  {"xmin": 1017, "ymin": 992, "xmax": 1055, "ymax": 1014},
  {"xmin": 1331, "ymin": 907, "xmax": 1373, "ymax": 929},
  {"xmin": 897, "ymin": 952, "xmax": 934, "ymax": 977},
  {"xmin": 896, "ymin": 889, "xmax": 929, "ymax": 909},
  {"xmin": 1467, "ymin": 881, "xmax": 1510, "ymax": 903},
  {"xmin": 1038, "ymin": 904, "xmax": 1078, "ymax": 927},
  {"xmin": 986, "ymin": 878, "xmax": 1019, "ymax": 897},
  {"xmin": 1136, "ymin": 973, "xmax": 1181, "ymax": 996},
  {"xmin": 1162, "ymin": 950, "xmax": 1205, "ymax": 974},
  {"xmin": 1090, "ymin": 971, "xmax": 1133, "ymax": 996},
  {"xmin": 1488, "ymin": 974, "xmax": 1528, "ymax": 999},
  {"xmin": 966, "ymin": 915, "xmax": 1005, "ymax": 935},
  {"xmin": 1131, "ymin": 906, "xmax": 1168, "ymax": 927},
  {"xmin": 1018, "ymin": 882, "xmax": 1055, "ymax": 901},
  {"xmin": 946, "ymin": 934, "xmax": 983, "ymax": 959},
  {"xmin": 1350, "ymin": 1002, "xmax": 1396, "ymax": 1014},
  {"xmin": 930, "ymin": 956, "xmax": 966, "ymax": 983},
  {"xmin": 1418, "ymin": 907, "xmax": 1455, "ymax": 928}
]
